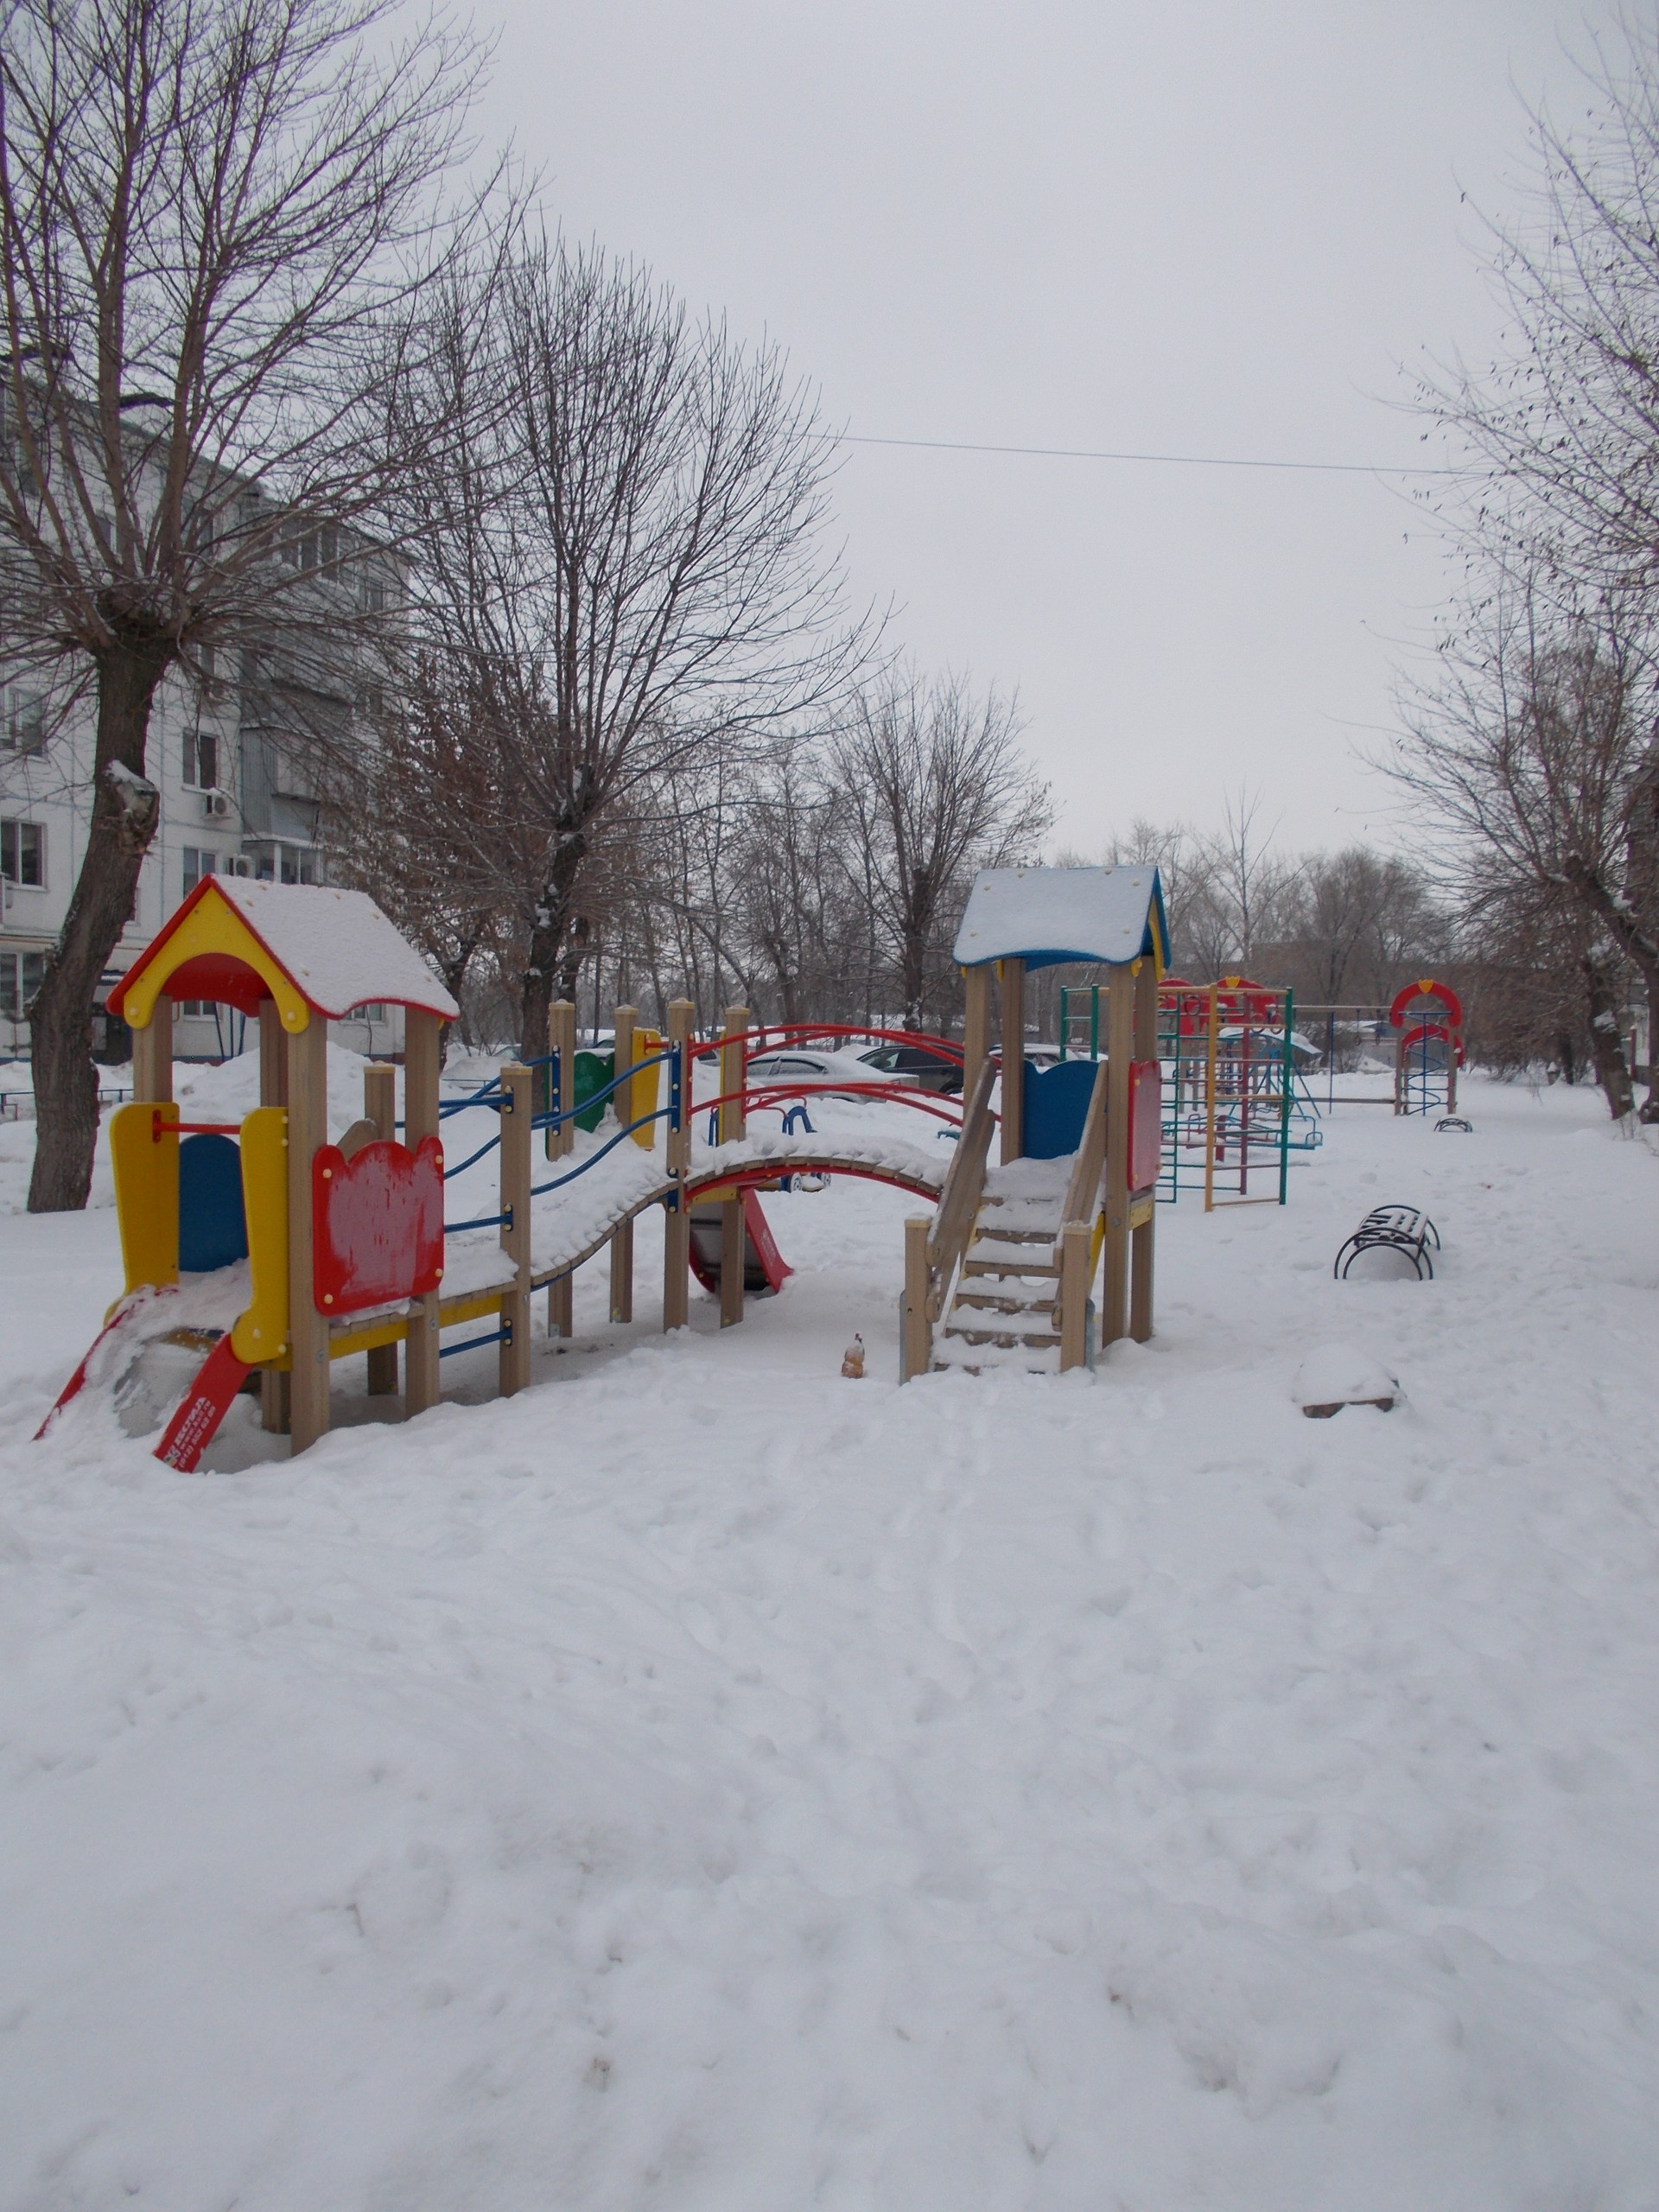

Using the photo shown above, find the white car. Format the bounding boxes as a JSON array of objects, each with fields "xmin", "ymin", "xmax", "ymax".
[{"xmin": 744, "ymin": 1046, "xmax": 918, "ymax": 1095}]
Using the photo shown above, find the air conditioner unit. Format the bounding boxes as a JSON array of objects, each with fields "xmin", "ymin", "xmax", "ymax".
[{"xmin": 202, "ymin": 789, "xmax": 232, "ymax": 819}]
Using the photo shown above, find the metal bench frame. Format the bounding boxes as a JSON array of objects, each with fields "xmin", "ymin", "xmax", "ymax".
[{"xmin": 1334, "ymin": 1204, "xmax": 1440, "ymax": 1281}]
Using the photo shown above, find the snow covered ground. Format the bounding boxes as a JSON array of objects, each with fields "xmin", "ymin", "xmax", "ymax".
[{"xmin": 2, "ymin": 1071, "xmax": 1657, "ymax": 2209}]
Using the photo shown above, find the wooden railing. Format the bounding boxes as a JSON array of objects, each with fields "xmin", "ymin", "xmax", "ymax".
[
  {"xmin": 901, "ymin": 1057, "xmax": 996, "ymax": 1379},
  {"xmin": 1054, "ymin": 1060, "xmax": 1109, "ymax": 1370}
]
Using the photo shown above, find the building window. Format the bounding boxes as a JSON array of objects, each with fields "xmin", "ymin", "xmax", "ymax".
[
  {"xmin": 182, "ymin": 729, "xmax": 219, "ymax": 789},
  {"xmin": 359, "ymin": 569, "xmax": 386, "ymax": 615},
  {"xmin": 182, "ymin": 846, "xmax": 216, "ymax": 897},
  {"xmin": 354, "ymin": 1002, "xmax": 387, "ymax": 1021},
  {"xmin": 3, "ymin": 690, "xmax": 45, "ymax": 754},
  {"xmin": 0, "ymin": 949, "xmax": 44, "ymax": 1020},
  {"xmin": 176, "ymin": 1000, "xmax": 213, "ymax": 1019},
  {"xmin": 2, "ymin": 819, "xmax": 44, "ymax": 887}
]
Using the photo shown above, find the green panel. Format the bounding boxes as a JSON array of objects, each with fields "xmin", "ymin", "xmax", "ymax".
[{"xmin": 574, "ymin": 1049, "xmax": 615, "ymax": 1134}]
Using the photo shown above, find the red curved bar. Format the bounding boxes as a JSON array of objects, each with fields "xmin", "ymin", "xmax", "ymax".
[{"xmin": 1389, "ymin": 977, "xmax": 1464, "ymax": 1028}]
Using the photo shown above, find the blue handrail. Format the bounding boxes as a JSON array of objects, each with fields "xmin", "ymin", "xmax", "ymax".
[
  {"xmin": 444, "ymin": 1208, "xmax": 511, "ymax": 1234},
  {"xmin": 529, "ymin": 1104, "xmax": 676, "ymax": 1198},
  {"xmin": 439, "ymin": 1325, "xmax": 511, "ymax": 1358},
  {"xmin": 531, "ymin": 1045, "xmax": 681, "ymax": 1133},
  {"xmin": 442, "ymin": 1131, "xmax": 503, "ymax": 1180}
]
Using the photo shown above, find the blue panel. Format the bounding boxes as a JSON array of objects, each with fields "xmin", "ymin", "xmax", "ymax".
[
  {"xmin": 178, "ymin": 1133, "xmax": 249, "ymax": 1274},
  {"xmin": 1022, "ymin": 1058, "xmax": 1098, "ymax": 1160}
]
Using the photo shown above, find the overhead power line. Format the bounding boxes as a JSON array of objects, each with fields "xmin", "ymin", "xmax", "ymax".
[{"xmin": 836, "ymin": 431, "xmax": 1461, "ymax": 477}]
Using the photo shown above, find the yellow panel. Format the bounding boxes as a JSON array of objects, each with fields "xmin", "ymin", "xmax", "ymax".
[
  {"xmin": 1128, "ymin": 1192, "xmax": 1155, "ymax": 1230},
  {"xmin": 231, "ymin": 1106, "xmax": 290, "ymax": 1364},
  {"xmin": 111, "ymin": 1099, "xmax": 178, "ymax": 1294},
  {"xmin": 327, "ymin": 1314, "xmax": 410, "ymax": 1361},
  {"xmin": 120, "ymin": 885, "xmax": 312, "ymax": 1035},
  {"xmin": 630, "ymin": 1028, "xmax": 663, "ymax": 1147}
]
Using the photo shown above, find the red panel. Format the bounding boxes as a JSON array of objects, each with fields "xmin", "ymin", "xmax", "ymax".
[
  {"xmin": 1128, "ymin": 1058, "xmax": 1162, "ymax": 1193},
  {"xmin": 312, "ymin": 1137, "xmax": 444, "ymax": 1315},
  {"xmin": 155, "ymin": 951, "xmax": 271, "ymax": 1015}
]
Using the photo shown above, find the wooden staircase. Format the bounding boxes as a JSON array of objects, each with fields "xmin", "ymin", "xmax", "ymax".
[
  {"xmin": 901, "ymin": 1058, "xmax": 1109, "ymax": 1379},
  {"xmin": 933, "ymin": 1177, "xmax": 1068, "ymax": 1372}
]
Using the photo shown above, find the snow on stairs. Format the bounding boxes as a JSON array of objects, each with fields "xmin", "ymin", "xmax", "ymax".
[{"xmin": 933, "ymin": 1163, "xmax": 1071, "ymax": 1375}]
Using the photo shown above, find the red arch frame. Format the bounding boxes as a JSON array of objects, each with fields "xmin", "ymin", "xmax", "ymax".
[{"xmin": 1389, "ymin": 977, "xmax": 1463, "ymax": 1029}]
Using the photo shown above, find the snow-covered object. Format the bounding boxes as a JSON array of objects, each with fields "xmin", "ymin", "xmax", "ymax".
[
  {"xmin": 953, "ymin": 864, "xmax": 1168, "ymax": 972},
  {"xmin": 692, "ymin": 1128, "xmax": 950, "ymax": 1193},
  {"xmin": 109, "ymin": 879, "xmax": 459, "ymax": 1022},
  {"xmin": 1292, "ymin": 1342, "xmax": 1401, "ymax": 1417}
]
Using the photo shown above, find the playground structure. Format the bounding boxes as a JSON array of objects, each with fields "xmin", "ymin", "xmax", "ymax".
[
  {"xmin": 901, "ymin": 865, "xmax": 1167, "ymax": 1376},
  {"xmin": 35, "ymin": 865, "xmax": 1177, "ymax": 1460},
  {"xmin": 1389, "ymin": 978, "xmax": 1464, "ymax": 1116},
  {"xmin": 1061, "ymin": 974, "xmax": 1306, "ymax": 1209},
  {"xmin": 35, "ymin": 880, "xmax": 986, "ymax": 1461}
]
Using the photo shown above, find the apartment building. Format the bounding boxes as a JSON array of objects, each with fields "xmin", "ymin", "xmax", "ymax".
[{"xmin": 0, "ymin": 554, "xmax": 404, "ymax": 1068}]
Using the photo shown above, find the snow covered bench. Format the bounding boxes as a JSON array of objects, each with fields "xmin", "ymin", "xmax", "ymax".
[{"xmin": 1333, "ymin": 1204, "xmax": 1440, "ymax": 1281}]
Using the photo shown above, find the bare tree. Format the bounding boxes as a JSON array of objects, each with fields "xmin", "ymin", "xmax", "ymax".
[
  {"xmin": 1421, "ymin": 14, "xmax": 1659, "ymax": 604},
  {"xmin": 830, "ymin": 669, "xmax": 1051, "ymax": 1029},
  {"xmin": 0, "ymin": 0, "xmax": 479, "ymax": 1206},
  {"xmin": 321, "ymin": 658, "xmax": 508, "ymax": 1047},
  {"xmin": 1389, "ymin": 579, "xmax": 1654, "ymax": 1116},
  {"xmin": 385, "ymin": 233, "xmax": 870, "ymax": 1069}
]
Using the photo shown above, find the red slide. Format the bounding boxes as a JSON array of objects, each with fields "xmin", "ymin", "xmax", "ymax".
[
  {"xmin": 688, "ymin": 1190, "xmax": 793, "ymax": 1297},
  {"xmin": 35, "ymin": 1290, "xmax": 162, "ymax": 1440},
  {"xmin": 153, "ymin": 1336, "xmax": 254, "ymax": 1471},
  {"xmin": 37, "ymin": 1293, "xmax": 252, "ymax": 1471}
]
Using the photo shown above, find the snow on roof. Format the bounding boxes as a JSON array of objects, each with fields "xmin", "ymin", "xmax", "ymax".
[
  {"xmin": 210, "ymin": 881, "xmax": 460, "ymax": 1018},
  {"xmin": 952, "ymin": 866, "xmax": 1168, "ymax": 972}
]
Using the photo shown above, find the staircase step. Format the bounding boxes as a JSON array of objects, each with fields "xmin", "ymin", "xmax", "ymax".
[
  {"xmin": 963, "ymin": 1256, "xmax": 1060, "ymax": 1278},
  {"xmin": 969, "ymin": 1225, "xmax": 1054, "ymax": 1244},
  {"xmin": 943, "ymin": 1323, "xmax": 1063, "ymax": 1350},
  {"xmin": 953, "ymin": 1288, "xmax": 1058, "ymax": 1314}
]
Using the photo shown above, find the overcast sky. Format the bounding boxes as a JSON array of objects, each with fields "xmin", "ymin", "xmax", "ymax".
[{"xmin": 474, "ymin": 0, "xmax": 1605, "ymax": 857}]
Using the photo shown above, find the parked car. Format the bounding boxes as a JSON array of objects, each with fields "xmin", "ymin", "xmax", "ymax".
[
  {"xmin": 746, "ymin": 1046, "xmax": 918, "ymax": 1095},
  {"xmin": 857, "ymin": 1040, "xmax": 964, "ymax": 1095}
]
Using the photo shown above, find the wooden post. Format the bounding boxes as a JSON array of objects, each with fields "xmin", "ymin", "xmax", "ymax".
[
  {"xmin": 1130, "ymin": 959, "xmax": 1157, "ymax": 1344},
  {"xmin": 663, "ymin": 999, "xmax": 695, "ymax": 1330},
  {"xmin": 962, "ymin": 963, "xmax": 992, "ymax": 1105},
  {"xmin": 364, "ymin": 1064, "xmax": 398, "ymax": 1398},
  {"xmin": 902, "ymin": 1214, "xmax": 931, "ymax": 1381},
  {"xmin": 285, "ymin": 1016, "xmax": 330, "ymax": 1453},
  {"xmin": 549, "ymin": 1000, "xmax": 577, "ymax": 1158},
  {"xmin": 1058, "ymin": 1221, "xmax": 1091, "ymax": 1372},
  {"xmin": 1101, "ymin": 965, "xmax": 1135, "ymax": 1348},
  {"xmin": 609, "ymin": 1006, "xmax": 636, "ymax": 1323},
  {"xmin": 258, "ymin": 1001, "xmax": 290, "ymax": 1434},
  {"xmin": 999, "ymin": 957, "xmax": 1026, "ymax": 1164},
  {"xmin": 719, "ymin": 1003, "xmax": 747, "ymax": 1327},
  {"xmin": 499, "ymin": 1063, "xmax": 532, "ymax": 1395},
  {"xmin": 545, "ymin": 999, "xmax": 577, "ymax": 1336},
  {"xmin": 130, "ymin": 1010, "xmax": 173, "ymax": 1103},
  {"xmin": 403, "ymin": 1007, "xmax": 442, "ymax": 1417}
]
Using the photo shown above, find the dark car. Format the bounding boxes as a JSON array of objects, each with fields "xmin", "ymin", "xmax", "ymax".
[{"xmin": 858, "ymin": 1041, "xmax": 964, "ymax": 1096}]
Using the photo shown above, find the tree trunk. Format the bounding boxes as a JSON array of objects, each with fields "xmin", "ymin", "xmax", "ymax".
[
  {"xmin": 1581, "ymin": 954, "xmax": 1636, "ymax": 1117},
  {"xmin": 518, "ymin": 830, "xmax": 588, "ymax": 1105},
  {"xmin": 28, "ymin": 641, "xmax": 169, "ymax": 1211},
  {"xmin": 1558, "ymin": 858, "xmax": 1659, "ymax": 1120}
]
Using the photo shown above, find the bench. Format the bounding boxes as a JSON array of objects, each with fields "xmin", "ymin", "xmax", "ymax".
[{"xmin": 1333, "ymin": 1204, "xmax": 1440, "ymax": 1281}]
